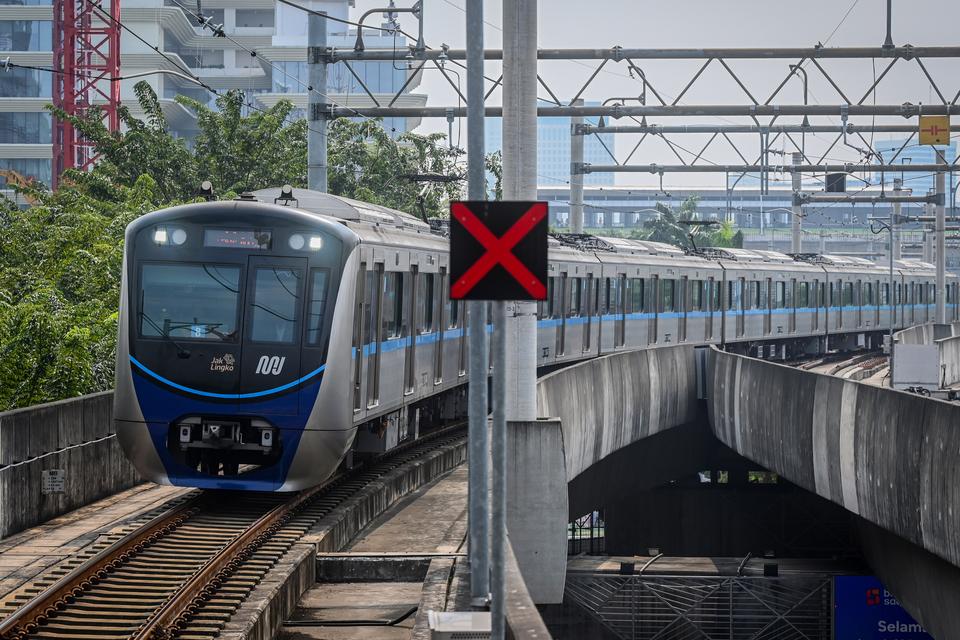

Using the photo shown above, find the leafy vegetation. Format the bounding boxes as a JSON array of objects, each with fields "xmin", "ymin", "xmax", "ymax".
[{"xmin": 629, "ymin": 196, "xmax": 743, "ymax": 249}]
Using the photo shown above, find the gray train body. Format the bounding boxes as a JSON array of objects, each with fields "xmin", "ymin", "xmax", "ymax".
[{"xmin": 114, "ymin": 188, "xmax": 958, "ymax": 491}]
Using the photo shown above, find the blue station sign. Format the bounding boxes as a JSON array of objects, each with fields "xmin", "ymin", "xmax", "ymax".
[{"xmin": 834, "ymin": 576, "xmax": 932, "ymax": 639}]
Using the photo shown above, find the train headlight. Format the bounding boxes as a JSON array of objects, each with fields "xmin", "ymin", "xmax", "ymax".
[
  {"xmin": 171, "ymin": 228, "xmax": 187, "ymax": 245},
  {"xmin": 288, "ymin": 233, "xmax": 305, "ymax": 250},
  {"xmin": 153, "ymin": 227, "xmax": 168, "ymax": 244},
  {"xmin": 308, "ymin": 236, "xmax": 323, "ymax": 250}
]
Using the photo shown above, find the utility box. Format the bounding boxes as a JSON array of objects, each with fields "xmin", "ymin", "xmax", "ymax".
[
  {"xmin": 892, "ymin": 344, "xmax": 939, "ymax": 390},
  {"xmin": 428, "ymin": 611, "xmax": 491, "ymax": 639}
]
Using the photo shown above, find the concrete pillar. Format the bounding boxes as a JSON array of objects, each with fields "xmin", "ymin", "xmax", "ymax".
[
  {"xmin": 502, "ymin": 0, "xmax": 538, "ymax": 423},
  {"xmin": 307, "ymin": 12, "xmax": 328, "ymax": 191},
  {"xmin": 506, "ymin": 419, "xmax": 567, "ymax": 604}
]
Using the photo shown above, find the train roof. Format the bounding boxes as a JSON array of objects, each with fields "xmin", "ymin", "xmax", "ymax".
[{"xmin": 251, "ymin": 187, "xmax": 431, "ymax": 232}]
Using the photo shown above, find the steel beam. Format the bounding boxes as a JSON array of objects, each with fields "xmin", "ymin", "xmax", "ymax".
[
  {"xmin": 329, "ymin": 45, "xmax": 960, "ymax": 62},
  {"xmin": 580, "ymin": 124, "xmax": 922, "ymax": 135},
  {"xmin": 580, "ymin": 163, "xmax": 954, "ymax": 174},
  {"xmin": 326, "ymin": 104, "xmax": 960, "ymax": 118},
  {"xmin": 797, "ymin": 194, "xmax": 944, "ymax": 205}
]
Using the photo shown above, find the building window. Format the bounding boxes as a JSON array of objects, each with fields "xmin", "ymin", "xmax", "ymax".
[
  {"xmin": 0, "ymin": 159, "xmax": 51, "ymax": 185},
  {"xmin": 0, "ymin": 67, "xmax": 51, "ymax": 97},
  {"xmin": 0, "ymin": 112, "xmax": 51, "ymax": 143},
  {"xmin": 0, "ymin": 21, "xmax": 52, "ymax": 51}
]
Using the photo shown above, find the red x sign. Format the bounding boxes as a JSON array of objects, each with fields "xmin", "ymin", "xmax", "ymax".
[{"xmin": 449, "ymin": 201, "xmax": 549, "ymax": 301}]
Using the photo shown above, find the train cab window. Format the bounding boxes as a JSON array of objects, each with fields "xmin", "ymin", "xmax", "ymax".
[
  {"xmin": 306, "ymin": 268, "xmax": 330, "ymax": 345},
  {"xmin": 661, "ymin": 279, "xmax": 675, "ymax": 312},
  {"xmin": 139, "ymin": 263, "xmax": 241, "ymax": 341},
  {"xmin": 382, "ymin": 272, "xmax": 404, "ymax": 338},
  {"xmin": 250, "ymin": 267, "xmax": 302, "ymax": 344},
  {"xmin": 798, "ymin": 282, "xmax": 809, "ymax": 308}
]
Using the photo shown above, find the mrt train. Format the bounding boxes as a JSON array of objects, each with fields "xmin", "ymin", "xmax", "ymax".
[{"xmin": 114, "ymin": 188, "xmax": 957, "ymax": 491}]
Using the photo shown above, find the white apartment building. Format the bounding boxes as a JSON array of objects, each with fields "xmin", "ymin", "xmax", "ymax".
[{"xmin": 0, "ymin": 0, "xmax": 425, "ymax": 187}]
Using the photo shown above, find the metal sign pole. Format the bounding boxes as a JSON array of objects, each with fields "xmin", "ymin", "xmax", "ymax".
[
  {"xmin": 465, "ymin": 0, "xmax": 490, "ymax": 608},
  {"xmin": 306, "ymin": 11, "xmax": 327, "ymax": 192}
]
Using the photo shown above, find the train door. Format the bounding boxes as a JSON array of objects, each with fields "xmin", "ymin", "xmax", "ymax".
[
  {"xmin": 433, "ymin": 269, "xmax": 444, "ymax": 385},
  {"xmin": 583, "ymin": 275, "xmax": 594, "ymax": 353},
  {"xmin": 613, "ymin": 275, "xmax": 627, "ymax": 347},
  {"xmin": 763, "ymin": 278, "xmax": 772, "ymax": 335},
  {"xmin": 366, "ymin": 265, "xmax": 383, "ymax": 407},
  {"xmin": 855, "ymin": 280, "xmax": 863, "ymax": 326},
  {"xmin": 705, "ymin": 279, "xmax": 714, "ymax": 341},
  {"xmin": 874, "ymin": 280, "xmax": 881, "ymax": 326},
  {"xmin": 736, "ymin": 277, "xmax": 745, "ymax": 338},
  {"xmin": 788, "ymin": 279, "xmax": 797, "ymax": 333},
  {"xmin": 404, "ymin": 267, "xmax": 417, "ymax": 395},
  {"xmin": 556, "ymin": 272, "xmax": 567, "ymax": 356},
  {"xmin": 352, "ymin": 264, "xmax": 366, "ymax": 413},
  {"xmin": 241, "ymin": 256, "xmax": 307, "ymax": 414},
  {"xmin": 679, "ymin": 276, "xmax": 688, "ymax": 342},
  {"xmin": 648, "ymin": 275, "xmax": 659, "ymax": 344}
]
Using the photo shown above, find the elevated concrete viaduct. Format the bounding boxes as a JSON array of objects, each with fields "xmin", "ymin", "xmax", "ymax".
[{"xmin": 513, "ymin": 342, "xmax": 960, "ymax": 636}]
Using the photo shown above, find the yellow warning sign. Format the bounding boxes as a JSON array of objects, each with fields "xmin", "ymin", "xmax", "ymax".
[{"xmin": 919, "ymin": 115, "xmax": 950, "ymax": 145}]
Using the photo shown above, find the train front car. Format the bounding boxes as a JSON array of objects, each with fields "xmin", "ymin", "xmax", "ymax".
[{"xmin": 114, "ymin": 196, "xmax": 360, "ymax": 491}]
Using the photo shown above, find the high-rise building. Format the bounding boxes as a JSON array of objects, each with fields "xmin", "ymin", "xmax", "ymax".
[
  {"xmin": 484, "ymin": 102, "xmax": 616, "ymax": 187},
  {"xmin": 0, "ymin": 0, "xmax": 425, "ymax": 189}
]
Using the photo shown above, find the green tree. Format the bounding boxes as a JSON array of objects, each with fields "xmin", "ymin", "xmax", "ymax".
[{"xmin": 0, "ymin": 175, "xmax": 163, "ymax": 408}]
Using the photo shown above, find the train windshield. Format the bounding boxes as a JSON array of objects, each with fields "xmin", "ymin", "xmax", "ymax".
[{"xmin": 139, "ymin": 263, "xmax": 241, "ymax": 342}]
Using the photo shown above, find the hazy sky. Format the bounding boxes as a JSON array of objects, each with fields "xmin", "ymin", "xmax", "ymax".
[{"xmin": 347, "ymin": 1, "xmax": 960, "ymax": 187}]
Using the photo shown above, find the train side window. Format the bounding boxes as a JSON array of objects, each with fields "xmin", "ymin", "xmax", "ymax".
[
  {"xmin": 691, "ymin": 280, "xmax": 702, "ymax": 311},
  {"xmin": 418, "ymin": 273, "xmax": 435, "ymax": 333},
  {"xmin": 758, "ymin": 280, "xmax": 768, "ymax": 309},
  {"xmin": 865, "ymin": 282, "xmax": 873, "ymax": 306},
  {"xmin": 786, "ymin": 280, "xmax": 794, "ymax": 309},
  {"xmin": 627, "ymin": 278, "xmax": 643, "ymax": 313},
  {"xmin": 661, "ymin": 279, "xmax": 675, "ymax": 312},
  {"xmin": 555, "ymin": 274, "xmax": 567, "ymax": 318},
  {"xmin": 774, "ymin": 281, "xmax": 785, "ymax": 309},
  {"xmin": 306, "ymin": 268, "xmax": 330, "ymax": 345},
  {"xmin": 843, "ymin": 282, "xmax": 853, "ymax": 307},
  {"xmin": 570, "ymin": 278, "xmax": 582, "ymax": 317},
  {"xmin": 250, "ymin": 266, "xmax": 302, "ymax": 344},
  {"xmin": 798, "ymin": 281, "xmax": 809, "ymax": 308},
  {"xmin": 881, "ymin": 283, "xmax": 889, "ymax": 305},
  {"xmin": 382, "ymin": 271, "xmax": 403, "ymax": 339},
  {"xmin": 644, "ymin": 277, "xmax": 656, "ymax": 312}
]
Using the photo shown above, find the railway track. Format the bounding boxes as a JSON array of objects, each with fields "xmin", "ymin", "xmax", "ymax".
[{"xmin": 0, "ymin": 425, "xmax": 466, "ymax": 640}]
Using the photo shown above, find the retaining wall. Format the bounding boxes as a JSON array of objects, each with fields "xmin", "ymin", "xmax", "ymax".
[
  {"xmin": 0, "ymin": 391, "xmax": 142, "ymax": 539},
  {"xmin": 536, "ymin": 345, "xmax": 700, "ymax": 482},
  {"xmin": 708, "ymin": 346, "xmax": 960, "ymax": 576}
]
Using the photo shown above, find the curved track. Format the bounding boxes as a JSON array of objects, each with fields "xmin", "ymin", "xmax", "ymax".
[{"xmin": 0, "ymin": 425, "xmax": 466, "ymax": 640}]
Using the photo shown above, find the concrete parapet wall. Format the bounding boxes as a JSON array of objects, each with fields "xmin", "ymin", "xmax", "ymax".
[
  {"xmin": 937, "ymin": 335, "xmax": 960, "ymax": 387},
  {"xmin": 537, "ymin": 345, "xmax": 700, "ymax": 483},
  {"xmin": 708, "ymin": 346, "xmax": 960, "ymax": 574},
  {"xmin": 0, "ymin": 391, "xmax": 142, "ymax": 539}
]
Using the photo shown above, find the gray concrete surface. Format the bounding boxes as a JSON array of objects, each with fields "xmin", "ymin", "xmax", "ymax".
[
  {"xmin": 708, "ymin": 346, "xmax": 960, "ymax": 636},
  {"xmin": 537, "ymin": 345, "xmax": 700, "ymax": 483},
  {"xmin": 0, "ymin": 391, "xmax": 143, "ymax": 539},
  {"xmin": 506, "ymin": 419, "xmax": 567, "ymax": 605}
]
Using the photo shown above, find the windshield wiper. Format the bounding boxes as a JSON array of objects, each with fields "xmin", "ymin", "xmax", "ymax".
[{"xmin": 138, "ymin": 311, "xmax": 192, "ymax": 359}]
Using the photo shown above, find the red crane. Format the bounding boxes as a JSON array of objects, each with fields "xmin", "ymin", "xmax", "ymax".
[{"xmin": 51, "ymin": 0, "xmax": 121, "ymax": 189}]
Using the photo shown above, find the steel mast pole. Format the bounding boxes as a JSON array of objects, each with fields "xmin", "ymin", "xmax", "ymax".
[
  {"xmin": 791, "ymin": 152, "xmax": 802, "ymax": 253},
  {"xmin": 892, "ymin": 178, "xmax": 902, "ymax": 260},
  {"xmin": 494, "ymin": 1, "xmax": 539, "ymax": 637},
  {"xmin": 307, "ymin": 11, "xmax": 328, "ymax": 191},
  {"xmin": 570, "ymin": 98, "xmax": 585, "ymax": 233},
  {"xmin": 465, "ymin": 0, "xmax": 490, "ymax": 609},
  {"xmin": 936, "ymin": 151, "xmax": 947, "ymax": 324}
]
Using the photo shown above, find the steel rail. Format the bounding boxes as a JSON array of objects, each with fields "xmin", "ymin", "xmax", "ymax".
[
  {"xmin": 0, "ymin": 424, "xmax": 468, "ymax": 640},
  {"xmin": 0, "ymin": 498, "xmax": 201, "ymax": 640}
]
